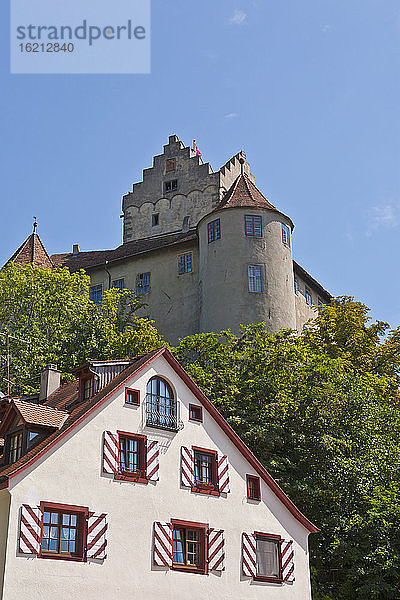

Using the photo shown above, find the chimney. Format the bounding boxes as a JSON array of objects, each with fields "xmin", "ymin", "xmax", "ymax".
[
  {"xmin": 72, "ymin": 244, "xmax": 80, "ymax": 255},
  {"xmin": 39, "ymin": 364, "xmax": 61, "ymax": 402}
]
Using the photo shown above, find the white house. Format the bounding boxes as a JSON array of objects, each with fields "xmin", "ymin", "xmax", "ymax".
[{"xmin": 0, "ymin": 347, "xmax": 318, "ymax": 599}]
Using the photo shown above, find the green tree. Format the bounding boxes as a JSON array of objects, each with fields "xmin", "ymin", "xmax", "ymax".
[
  {"xmin": 0, "ymin": 263, "xmax": 166, "ymax": 394},
  {"xmin": 174, "ymin": 303, "xmax": 400, "ymax": 600}
]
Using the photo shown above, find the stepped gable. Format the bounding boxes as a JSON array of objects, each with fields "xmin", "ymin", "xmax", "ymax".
[
  {"xmin": 6, "ymin": 233, "xmax": 53, "ymax": 269},
  {"xmin": 214, "ymin": 173, "xmax": 278, "ymax": 212},
  {"xmin": 51, "ymin": 230, "xmax": 197, "ymax": 272}
]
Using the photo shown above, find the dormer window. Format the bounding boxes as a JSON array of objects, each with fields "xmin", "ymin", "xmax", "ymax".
[
  {"xmin": 83, "ymin": 377, "xmax": 94, "ymax": 401},
  {"xmin": 9, "ymin": 431, "xmax": 23, "ymax": 463}
]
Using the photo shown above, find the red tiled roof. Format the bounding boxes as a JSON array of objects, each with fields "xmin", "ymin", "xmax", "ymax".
[
  {"xmin": 51, "ymin": 231, "xmax": 197, "ymax": 272},
  {"xmin": 6, "ymin": 233, "xmax": 53, "ymax": 269},
  {"xmin": 13, "ymin": 400, "xmax": 68, "ymax": 429},
  {"xmin": 214, "ymin": 173, "xmax": 278, "ymax": 212}
]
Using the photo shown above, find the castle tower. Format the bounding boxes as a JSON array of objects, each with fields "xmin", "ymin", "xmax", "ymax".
[{"xmin": 198, "ymin": 170, "xmax": 297, "ymax": 334}]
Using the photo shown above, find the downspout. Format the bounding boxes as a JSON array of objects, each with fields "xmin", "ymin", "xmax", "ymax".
[{"xmin": 104, "ymin": 260, "xmax": 112, "ymax": 290}]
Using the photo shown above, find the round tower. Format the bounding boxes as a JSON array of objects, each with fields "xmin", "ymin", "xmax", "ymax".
[{"xmin": 198, "ymin": 171, "xmax": 296, "ymax": 334}]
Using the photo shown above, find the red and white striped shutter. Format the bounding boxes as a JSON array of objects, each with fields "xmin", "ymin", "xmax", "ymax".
[
  {"xmin": 208, "ymin": 528, "xmax": 225, "ymax": 571},
  {"xmin": 281, "ymin": 539, "xmax": 295, "ymax": 582},
  {"xmin": 153, "ymin": 522, "xmax": 172, "ymax": 567},
  {"xmin": 181, "ymin": 446, "xmax": 194, "ymax": 487},
  {"xmin": 146, "ymin": 439, "xmax": 159, "ymax": 481},
  {"xmin": 103, "ymin": 431, "xmax": 118, "ymax": 474},
  {"xmin": 217, "ymin": 454, "xmax": 230, "ymax": 493},
  {"xmin": 242, "ymin": 532, "xmax": 257, "ymax": 577},
  {"xmin": 19, "ymin": 504, "xmax": 42, "ymax": 555},
  {"xmin": 87, "ymin": 513, "xmax": 108, "ymax": 560}
]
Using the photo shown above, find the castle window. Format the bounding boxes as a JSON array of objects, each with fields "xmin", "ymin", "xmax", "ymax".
[
  {"xmin": 245, "ymin": 215, "xmax": 262, "ymax": 237},
  {"xmin": 164, "ymin": 179, "xmax": 178, "ymax": 193},
  {"xmin": 136, "ymin": 272, "xmax": 151, "ymax": 294},
  {"xmin": 305, "ymin": 288, "xmax": 312, "ymax": 306},
  {"xmin": 294, "ymin": 277, "xmax": 299, "ymax": 295},
  {"xmin": 248, "ymin": 265, "xmax": 263, "ymax": 293},
  {"xmin": 246, "ymin": 475, "xmax": 261, "ymax": 501},
  {"xmin": 207, "ymin": 219, "xmax": 221, "ymax": 243},
  {"xmin": 112, "ymin": 278, "xmax": 125, "ymax": 291},
  {"xmin": 177, "ymin": 252, "xmax": 193, "ymax": 275},
  {"xmin": 166, "ymin": 159, "xmax": 175, "ymax": 172},
  {"xmin": 152, "ymin": 213, "xmax": 159, "ymax": 227},
  {"xmin": 282, "ymin": 224, "xmax": 291, "ymax": 248},
  {"xmin": 89, "ymin": 284, "xmax": 103, "ymax": 304}
]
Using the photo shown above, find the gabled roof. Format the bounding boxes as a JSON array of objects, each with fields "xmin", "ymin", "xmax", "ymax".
[
  {"xmin": 6, "ymin": 233, "xmax": 53, "ymax": 269},
  {"xmin": 0, "ymin": 348, "xmax": 318, "ymax": 533},
  {"xmin": 0, "ymin": 400, "xmax": 69, "ymax": 437},
  {"xmin": 51, "ymin": 230, "xmax": 197, "ymax": 272}
]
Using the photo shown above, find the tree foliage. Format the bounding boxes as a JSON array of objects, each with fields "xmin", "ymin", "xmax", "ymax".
[
  {"xmin": 0, "ymin": 263, "xmax": 166, "ymax": 394},
  {"xmin": 174, "ymin": 299, "xmax": 400, "ymax": 599}
]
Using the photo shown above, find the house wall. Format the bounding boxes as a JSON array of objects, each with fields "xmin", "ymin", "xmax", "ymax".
[
  {"xmin": 2, "ymin": 356, "xmax": 313, "ymax": 600},
  {"xmin": 0, "ymin": 491, "xmax": 10, "ymax": 598}
]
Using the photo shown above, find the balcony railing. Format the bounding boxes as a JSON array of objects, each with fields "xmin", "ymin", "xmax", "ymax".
[{"xmin": 145, "ymin": 399, "xmax": 183, "ymax": 432}]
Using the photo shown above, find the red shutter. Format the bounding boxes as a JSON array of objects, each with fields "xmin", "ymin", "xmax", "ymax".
[
  {"xmin": 146, "ymin": 439, "xmax": 159, "ymax": 481},
  {"xmin": 242, "ymin": 532, "xmax": 257, "ymax": 577},
  {"xmin": 208, "ymin": 528, "xmax": 225, "ymax": 571},
  {"xmin": 181, "ymin": 446, "xmax": 194, "ymax": 487},
  {"xmin": 281, "ymin": 539, "xmax": 295, "ymax": 582},
  {"xmin": 153, "ymin": 522, "xmax": 172, "ymax": 567},
  {"xmin": 103, "ymin": 431, "xmax": 118, "ymax": 474},
  {"xmin": 18, "ymin": 504, "xmax": 42, "ymax": 555},
  {"xmin": 87, "ymin": 513, "xmax": 108, "ymax": 560},
  {"xmin": 217, "ymin": 454, "xmax": 230, "ymax": 493}
]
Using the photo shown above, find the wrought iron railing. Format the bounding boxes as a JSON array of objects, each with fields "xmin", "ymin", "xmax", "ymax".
[{"xmin": 145, "ymin": 399, "xmax": 183, "ymax": 431}]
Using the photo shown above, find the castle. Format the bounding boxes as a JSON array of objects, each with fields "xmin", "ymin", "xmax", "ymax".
[{"xmin": 8, "ymin": 135, "xmax": 330, "ymax": 344}]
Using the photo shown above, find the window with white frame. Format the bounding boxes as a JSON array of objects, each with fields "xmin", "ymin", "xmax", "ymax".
[
  {"xmin": 305, "ymin": 288, "xmax": 312, "ymax": 306},
  {"xmin": 248, "ymin": 265, "xmax": 264, "ymax": 292},
  {"xmin": 281, "ymin": 223, "xmax": 291, "ymax": 248}
]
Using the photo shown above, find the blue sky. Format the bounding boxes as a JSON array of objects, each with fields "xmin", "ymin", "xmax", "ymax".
[{"xmin": 1, "ymin": 0, "xmax": 399, "ymax": 327}]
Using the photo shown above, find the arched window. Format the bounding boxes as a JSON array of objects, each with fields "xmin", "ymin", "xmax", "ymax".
[{"xmin": 146, "ymin": 376, "xmax": 178, "ymax": 430}]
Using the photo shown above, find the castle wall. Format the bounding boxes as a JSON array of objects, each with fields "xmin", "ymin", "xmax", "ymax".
[
  {"xmin": 88, "ymin": 241, "xmax": 199, "ymax": 345},
  {"xmin": 294, "ymin": 275, "xmax": 323, "ymax": 331},
  {"xmin": 122, "ymin": 135, "xmax": 220, "ymax": 243},
  {"xmin": 198, "ymin": 208, "xmax": 297, "ymax": 335}
]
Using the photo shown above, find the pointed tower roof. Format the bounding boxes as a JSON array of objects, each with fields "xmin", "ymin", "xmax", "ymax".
[
  {"xmin": 6, "ymin": 233, "xmax": 53, "ymax": 269},
  {"xmin": 213, "ymin": 173, "xmax": 294, "ymax": 228}
]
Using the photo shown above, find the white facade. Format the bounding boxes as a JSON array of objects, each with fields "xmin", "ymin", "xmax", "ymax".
[{"xmin": 0, "ymin": 352, "xmax": 315, "ymax": 599}]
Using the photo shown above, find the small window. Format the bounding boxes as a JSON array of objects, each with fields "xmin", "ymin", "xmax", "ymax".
[
  {"xmin": 125, "ymin": 388, "xmax": 140, "ymax": 405},
  {"xmin": 189, "ymin": 404, "xmax": 202, "ymax": 422},
  {"xmin": 172, "ymin": 523, "xmax": 206, "ymax": 573},
  {"xmin": 164, "ymin": 179, "xmax": 178, "ymax": 193},
  {"xmin": 177, "ymin": 252, "xmax": 193, "ymax": 275},
  {"xmin": 118, "ymin": 433, "xmax": 146, "ymax": 478},
  {"xmin": 318, "ymin": 297, "xmax": 324, "ymax": 306},
  {"xmin": 305, "ymin": 288, "xmax": 312, "ymax": 306},
  {"xmin": 152, "ymin": 213, "xmax": 159, "ymax": 227},
  {"xmin": 82, "ymin": 377, "xmax": 94, "ymax": 401},
  {"xmin": 40, "ymin": 506, "xmax": 86, "ymax": 559},
  {"xmin": 136, "ymin": 272, "xmax": 151, "ymax": 294},
  {"xmin": 248, "ymin": 265, "xmax": 264, "ymax": 293},
  {"xmin": 89, "ymin": 284, "xmax": 103, "ymax": 304},
  {"xmin": 166, "ymin": 159, "xmax": 175, "ymax": 172},
  {"xmin": 9, "ymin": 431, "xmax": 23, "ymax": 464},
  {"xmin": 207, "ymin": 219, "xmax": 221, "ymax": 243},
  {"xmin": 294, "ymin": 277, "xmax": 299, "ymax": 295},
  {"xmin": 112, "ymin": 278, "xmax": 125, "ymax": 291},
  {"xmin": 193, "ymin": 448, "xmax": 217, "ymax": 490},
  {"xmin": 255, "ymin": 534, "xmax": 281, "ymax": 582},
  {"xmin": 247, "ymin": 475, "xmax": 261, "ymax": 501},
  {"xmin": 282, "ymin": 224, "xmax": 291, "ymax": 248},
  {"xmin": 245, "ymin": 215, "xmax": 262, "ymax": 237}
]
